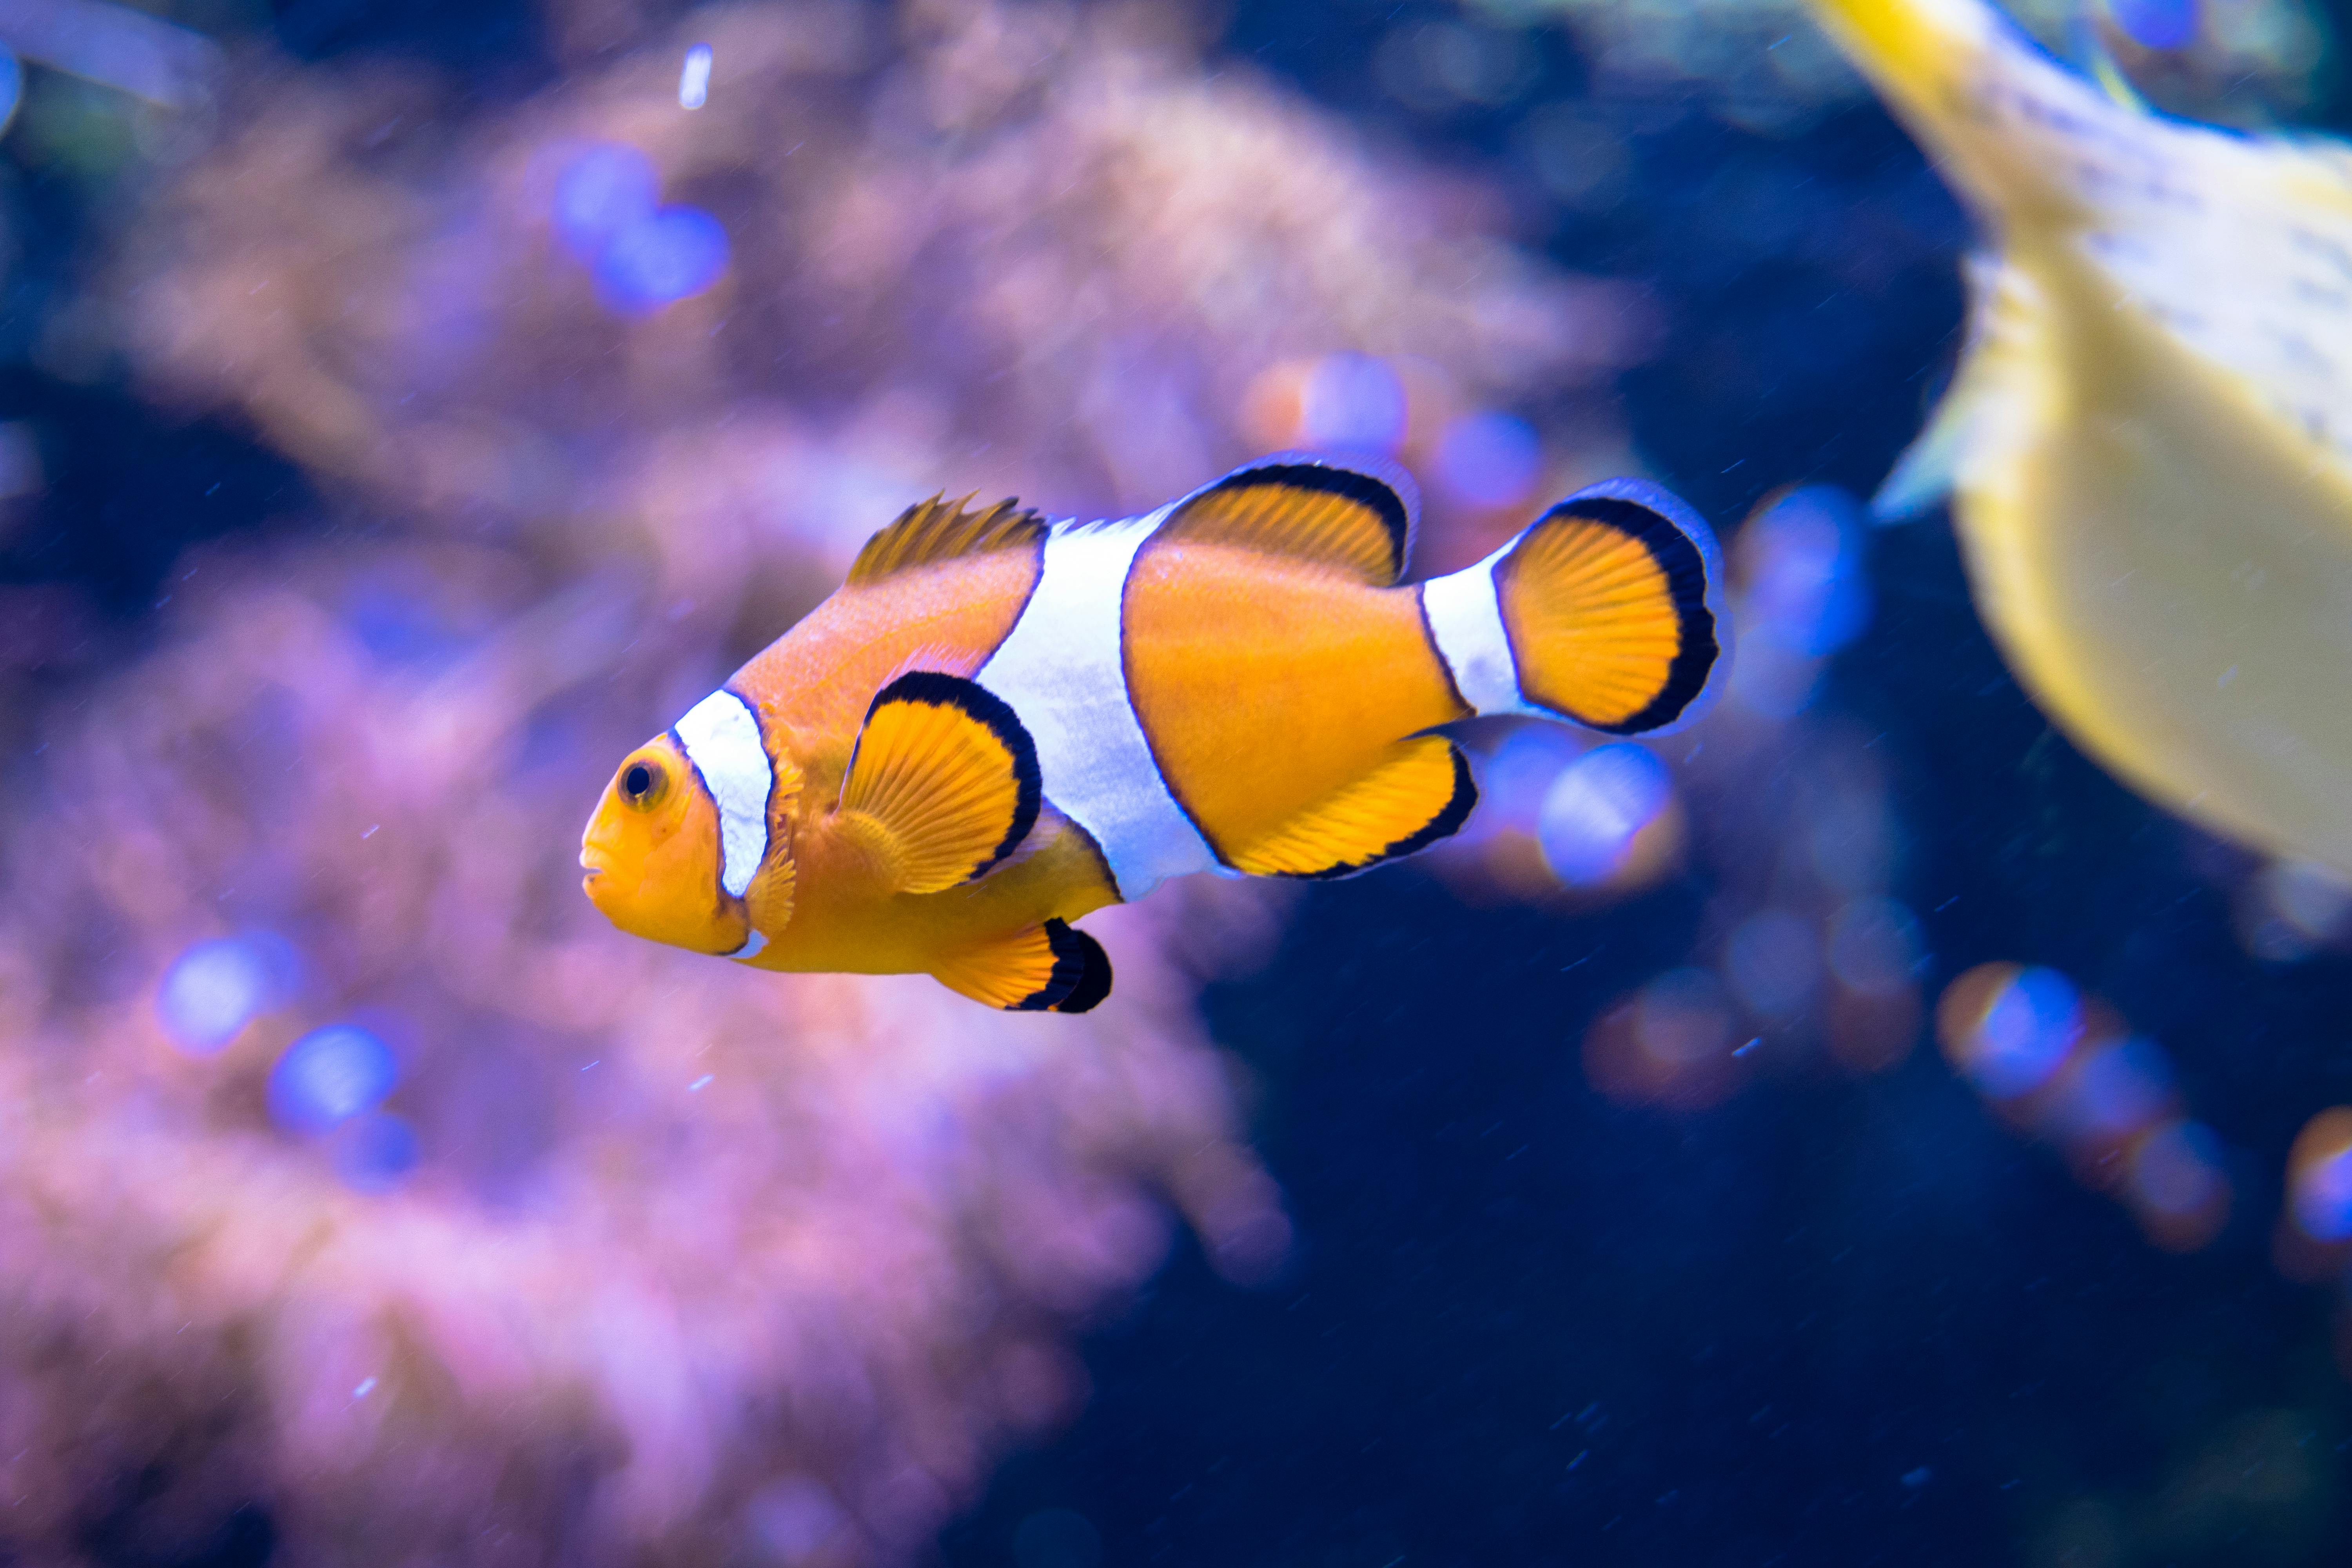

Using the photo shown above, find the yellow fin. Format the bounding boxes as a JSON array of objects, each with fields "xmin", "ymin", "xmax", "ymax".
[
  {"xmin": 744, "ymin": 754, "xmax": 804, "ymax": 935},
  {"xmin": 1498, "ymin": 482, "xmax": 1723, "ymax": 735},
  {"xmin": 837, "ymin": 671, "xmax": 1040, "ymax": 894},
  {"xmin": 847, "ymin": 494, "xmax": 1047, "ymax": 587},
  {"xmin": 1229, "ymin": 735, "xmax": 1475, "ymax": 879},
  {"xmin": 1156, "ymin": 455, "xmax": 1416, "ymax": 585},
  {"xmin": 933, "ymin": 919, "xmax": 1112, "ymax": 1012}
]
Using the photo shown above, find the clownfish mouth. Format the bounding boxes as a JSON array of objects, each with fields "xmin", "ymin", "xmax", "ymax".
[{"xmin": 579, "ymin": 849, "xmax": 605, "ymax": 884}]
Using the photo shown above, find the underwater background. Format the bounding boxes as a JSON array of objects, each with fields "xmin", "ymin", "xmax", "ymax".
[{"xmin": 4, "ymin": 0, "xmax": 2352, "ymax": 1564}]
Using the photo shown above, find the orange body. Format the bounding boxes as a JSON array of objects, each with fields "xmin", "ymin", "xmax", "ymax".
[{"xmin": 581, "ymin": 457, "xmax": 1723, "ymax": 1012}]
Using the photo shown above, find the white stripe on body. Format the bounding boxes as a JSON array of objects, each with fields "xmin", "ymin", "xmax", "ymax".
[
  {"xmin": 978, "ymin": 509, "xmax": 1220, "ymax": 902},
  {"xmin": 673, "ymin": 687, "xmax": 773, "ymax": 960},
  {"xmin": 1419, "ymin": 546, "xmax": 1546, "ymax": 720}
]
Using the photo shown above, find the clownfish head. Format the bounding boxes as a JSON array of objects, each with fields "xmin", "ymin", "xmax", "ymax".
[
  {"xmin": 580, "ymin": 732, "xmax": 754, "ymax": 955},
  {"xmin": 579, "ymin": 670, "xmax": 808, "ymax": 963}
]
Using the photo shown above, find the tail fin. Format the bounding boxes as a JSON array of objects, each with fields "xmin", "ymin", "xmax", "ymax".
[{"xmin": 1419, "ymin": 479, "xmax": 1726, "ymax": 735}]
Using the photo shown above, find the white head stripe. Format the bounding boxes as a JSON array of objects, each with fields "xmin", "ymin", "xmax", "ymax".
[
  {"xmin": 1420, "ymin": 548, "xmax": 1543, "ymax": 719},
  {"xmin": 978, "ymin": 509, "xmax": 1219, "ymax": 902},
  {"xmin": 728, "ymin": 927, "xmax": 767, "ymax": 962},
  {"xmin": 673, "ymin": 688, "xmax": 772, "ymax": 900}
]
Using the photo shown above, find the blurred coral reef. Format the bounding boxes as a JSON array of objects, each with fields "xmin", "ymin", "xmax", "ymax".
[{"xmin": 1, "ymin": 0, "xmax": 1655, "ymax": 1559}]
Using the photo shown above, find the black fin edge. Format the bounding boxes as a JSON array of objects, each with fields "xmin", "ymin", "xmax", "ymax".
[
  {"xmin": 1179, "ymin": 455, "xmax": 1416, "ymax": 584},
  {"xmin": 860, "ymin": 670, "xmax": 1043, "ymax": 878},
  {"xmin": 1517, "ymin": 493, "xmax": 1720, "ymax": 735},
  {"xmin": 1009, "ymin": 918, "xmax": 1114, "ymax": 1013},
  {"xmin": 1277, "ymin": 742, "xmax": 1479, "ymax": 882}
]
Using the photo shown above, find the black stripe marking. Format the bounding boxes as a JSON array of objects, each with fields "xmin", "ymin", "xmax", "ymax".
[
  {"xmin": 1521, "ymin": 494, "xmax": 1720, "ymax": 735},
  {"xmin": 862, "ymin": 670, "xmax": 1042, "ymax": 878},
  {"xmin": 1279, "ymin": 741, "xmax": 1479, "ymax": 882},
  {"xmin": 1009, "ymin": 918, "xmax": 1114, "ymax": 1013}
]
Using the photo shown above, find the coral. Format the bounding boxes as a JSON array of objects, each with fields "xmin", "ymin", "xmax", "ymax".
[
  {"xmin": 0, "ymin": 0, "xmax": 1646, "ymax": 1559},
  {"xmin": 0, "ymin": 539, "xmax": 1285, "ymax": 1563}
]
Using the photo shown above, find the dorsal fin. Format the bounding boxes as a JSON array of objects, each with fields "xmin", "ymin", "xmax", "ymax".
[
  {"xmin": 847, "ymin": 494, "xmax": 1049, "ymax": 586},
  {"xmin": 1154, "ymin": 454, "xmax": 1419, "ymax": 586}
]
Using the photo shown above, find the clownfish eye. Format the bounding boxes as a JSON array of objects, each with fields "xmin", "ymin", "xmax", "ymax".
[{"xmin": 619, "ymin": 758, "xmax": 668, "ymax": 809}]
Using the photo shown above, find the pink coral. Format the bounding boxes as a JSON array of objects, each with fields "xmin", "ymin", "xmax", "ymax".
[{"xmin": 4, "ymin": 0, "xmax": 1642, "ymax": 1558}]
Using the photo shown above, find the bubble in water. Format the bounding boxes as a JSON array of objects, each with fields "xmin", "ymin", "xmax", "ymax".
[
  {"xmin": 596, "ymin": 206, "xmax": 731, "ymax": 312},
  {"xmin": 333, "ymin": 1111, "xmax": 419, "ymax": 1193},
  {"xmin": 1299, "ymin": 353, "xmax": 1407, "ymax": 454},
  {"xmin": 1536, "ymin": 743, "xmax": 1671, "ymax": 887},
  {"xmin": 269, "ymin": 1024, "xmax": 399, "ymax": 1135},
  {"xmin": 2106, "ymin": 0, "xmax": 2198, "ymax": 51},
  {"xmin": 1433, "ymin": 411, "xmax": 1541, "ymax": 510},
  {"xmin": 552, "ymin": 142, "xmax": 658, "ymax": 261},
  {"xmin": 156, "ymin": 933, "xmax": 295, "ymax": 1055}
]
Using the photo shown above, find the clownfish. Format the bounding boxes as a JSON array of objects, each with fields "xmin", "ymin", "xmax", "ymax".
[{"xmin": 580, "ymin": 455, "xmax": 1726, "ymax": 1012}]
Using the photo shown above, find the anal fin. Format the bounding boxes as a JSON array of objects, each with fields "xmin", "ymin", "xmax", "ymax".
[
  {"xmin": 1229, "ymin": 736, "xmax": 1476, "ymax": 879},
  {"xmin": 933, "ymin": 919, "xmax": 1113, "ymax": 1013}
]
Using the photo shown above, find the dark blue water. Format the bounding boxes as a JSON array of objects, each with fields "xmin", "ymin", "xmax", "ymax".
[
  {"xmin": 16, "ymin": 1, "xmax": 2352, "ymax": 1563},
  {"xmin": 937, "ymin": 5, "xmax": 2352, "ymax": 1566}
]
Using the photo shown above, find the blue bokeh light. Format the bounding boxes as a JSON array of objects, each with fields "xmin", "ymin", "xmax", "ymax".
[
  {"xmin": 2107, "ymin": 0, "xmax": 2198, "ymax": 51},
  {"xmin": 1825, "ymin": 897, "xmax": 1921, "ymax": 996},
  {"xmin": 1723, "ymin": 908, "xmax": 1820, "ymax": 1021},
  {"xmin": 596, "ymin": 206, "xmax": 732, "ymax": 313},
  {"xmin": 1967, "ymin": 966, "xmax": 2082, "ymax": 1098},
  {"xmin": 333, "ymin": 1111, "xmax": 420, "ymax": 1194},
  {"xmin": 269, "ymin": 1024, "xmax": 400, "ymax": 1136},
  {"xmin": 0, "ymin": 48, "xmax": 22, "ymax": 141},
  {"xmin": 2051, "ymin": 1037, "xmax": 2171, "ymax": 1142},
  {"xmin": 1434, "ymin": 412, "xmax": 1541, "ymax": 510},
  {"xmin": 1537, "ymin": 743, "xmax": 1672, "ymax": 887},
  {"xmin": 2131, "ymin": 1120, "xmax": 2225, "ymax": 1217},
  {"xmin": 1472, "ymin": 725, "xmax": 1584, "ymax": 835},
  {"xmin": 2292, "ymin": 1144, "xmax": 2352, "ymax": 1242},
  {"xmin": 156, "ymin": 933, "xmax": 296, "ymax": 1055},
  {"xmin": 553, "ymin": 142, "xmax": 659, "ymax": 262},
  {"xmin": 1744, "ymin": 486, "xmax": 1872, "ymax": 659},
  {"xmin": 1299, "ymin": 354, "xmax": 1407, "ymax": 455}
]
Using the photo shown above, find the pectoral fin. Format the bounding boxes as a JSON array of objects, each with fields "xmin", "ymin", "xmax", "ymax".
[
  {"xmin": 933, "ymin": 919, "xmax": 1113, "ymax": 1013},
  {"xmin": 837, "ymin": 671, "xmax": 1042, "ymax": 894},
  {"xmin": 1230, "ymin": 735, "xmax": 1476, "ymax": 879}
]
